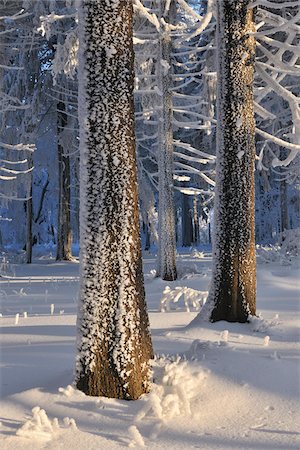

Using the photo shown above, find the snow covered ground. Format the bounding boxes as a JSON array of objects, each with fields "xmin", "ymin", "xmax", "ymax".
[{"xmin": 0, "ymin": 250, "xmax": 299, "ymax": 449}]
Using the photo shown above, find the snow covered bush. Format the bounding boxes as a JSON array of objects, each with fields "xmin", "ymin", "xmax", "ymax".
[
  {"xmin": 249, "ymin": 313, "xmax": 280, "ymax": 333},
  {"xmin": 160, "ymin": 286, "xmax": 208, "ymax": 312},
  {"xmin": 135, "ymin": 356, "xmax": 207, "ymax": 422}
]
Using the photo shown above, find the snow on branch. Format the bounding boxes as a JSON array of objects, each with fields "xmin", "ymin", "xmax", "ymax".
[
  {"xmin": 254, "ymin": 102, "xmax": 276, "ymax": 120},
  {"xmin": 173, "ymin": 0, "xmax": 214, "ymax": 46},
  {"xmin": 176, "ymin": 0, "xmax": 205, "ymax": 22},
  {"xmin": 0, "ymin": 175, "xmax": 16, "ymax": 181},
  {"xmin": 0, "ymin": 9, "xmax": 31, "ymax": 21},
  {"xmin": 0, "ymin": 142, "xmax": 35, "ymax": 152},
  {"xmin": 0, "ymin": 64, "xmax": 24, "ymax": 71},
  {"xmin": 255, "ymin": 128, "xmax": 300, "ymax": 152},
  {"xmin": 0, "ymin": 159, "xmax": 28, "ymax": 165},
  {"xmin": 175, "ymin": 162, "xmax": 215, "ymax": 186},
  {"xmin": 133, "ymin": 0, "xmax": 160, "ymax": 31},
  {"xmin": 0, "ymin": 166, "xmax": 34, "ymax": 175},
  {"xmin": 173, "ymin": 140, "xmax": 216, "ymax": 161},
  {"xmin": 38, "ymin": 12, "xmax": 77, "ymax": 39},
  {"xmin": 251, "ymin": 0, "xmax": 300, "ymax": 9},
  {"xmin": 174, "ymin": 186, "xmax": 212, "ymax": 196}
]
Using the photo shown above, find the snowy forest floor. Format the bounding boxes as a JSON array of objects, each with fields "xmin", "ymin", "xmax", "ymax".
[{"xmin": 0, "ymin": 249, "xmax": 299, "ymax": 450}]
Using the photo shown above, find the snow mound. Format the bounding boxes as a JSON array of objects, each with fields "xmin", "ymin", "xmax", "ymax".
[
  {"xmin": 136, "ymin": 357, "xmax": 207, "ymax": 422},
  {"xmin": 16, "ymin": 406, "xmax": 77, "ymax": 442},
  {"xmin": 160, "ymin": 286, "xmax": 207, "ymax": 312}
]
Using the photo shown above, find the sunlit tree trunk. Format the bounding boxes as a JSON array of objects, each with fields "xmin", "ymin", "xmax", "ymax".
[{"xmin": 76, "ymin": 0, "xmax": 153, "ymax": 400}]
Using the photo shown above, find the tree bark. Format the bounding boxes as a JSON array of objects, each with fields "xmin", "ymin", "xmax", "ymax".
[
  {"xmin": 157, "ymin": 0, "xmax": 177, "ymax": 281},
  {"xmin": 76, "ymin": 0, "xmax": 153, "ymax": 400},
  {"xmin": 198, "ymin": 0, "xmax": 257, "ymax": 323},
  {"xmin": 56, "ymin": 101, "xmax": 73, "ymax": 261}
]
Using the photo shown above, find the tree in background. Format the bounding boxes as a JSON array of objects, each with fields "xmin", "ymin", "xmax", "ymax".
[{"xmin": 75, "ymin": 0, "xmax": 153, "ymax": 399}]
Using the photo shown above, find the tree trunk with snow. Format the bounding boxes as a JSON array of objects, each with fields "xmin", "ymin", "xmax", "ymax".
[
  {"xmin": 56, "ymin": 101, "xmax": 72, "ymax": 261},
  {"xmin": 76, "ymin": 0, "xmax": 153, "ymax": 400},
  {"xmin": 157, "ymin": 0, "xmax": 177, "ymax": 281},
  {"xmin": 197, "ymin": 0, "xmax": 257, "ymax": 323}
]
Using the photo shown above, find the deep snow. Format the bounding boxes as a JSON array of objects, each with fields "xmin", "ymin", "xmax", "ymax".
[{"xmin": 0, "ymin": 250, "xmax": 299, "ymax": 449}]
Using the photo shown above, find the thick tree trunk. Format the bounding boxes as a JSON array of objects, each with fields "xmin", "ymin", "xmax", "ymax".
[
  {"xmin": 56, "ymin": 101, "xmax": 72, "ymax": 261},
  {"xmin": 157, "ymin": 0, "xmax": 177, "ymax": 281},
  {"xmin": 195, "ymin": 1, "xmax": 256, "ymax": 323},
  {"xmin": 76, "ymin": 0, "xmax": 153, "ymax": 400}
]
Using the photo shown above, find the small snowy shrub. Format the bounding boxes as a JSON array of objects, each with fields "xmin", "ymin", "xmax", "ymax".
[
  {"xmin": 249, "ymin": 313, "xmax": 280, "ymax": 332},
  {"xmin": 136, "ymin": 357, "xmax": 207, "ymax": 422},
  {"xmin": 160, "ymin": 286, "xmax": 208, "ymax": 312}
]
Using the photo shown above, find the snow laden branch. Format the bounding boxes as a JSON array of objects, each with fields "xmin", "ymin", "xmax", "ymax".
[
  {"xmin": 250, "ymin": 0, "xmax": 300, "ymax": 9},
  {"xmin": 0, "ymin": 142, "xmax": 35, "ymax": 152},
  {"xmin": 252, "ymin": 1, "xmax": 300, "ymax": 173},
  {"xmin": 0, "ymin": 9, "xmax": 31, "ymax": 21},
  {"xmin": 133, "ymin": 0, "xmax": 160, "ymax": 31}
]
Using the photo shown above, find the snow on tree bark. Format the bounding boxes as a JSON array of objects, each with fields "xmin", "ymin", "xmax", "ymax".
[
  {"xmin": 157, "ymin": 0, "xmax": 177, "ymax": 281},
  {"xmin": 76, "ymin": 0, "xmax": 153, "ymax": 399},
  {"xmin": 193, "ymin": 0, "xmax": 257, "ymax": 323}
]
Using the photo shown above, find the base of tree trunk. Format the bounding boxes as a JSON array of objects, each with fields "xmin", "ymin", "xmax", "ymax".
[
  {"xmin": 76, "ymin": 356, "xmax": 151, "ymax": 400},
  {"xmin": 161, "ymin": 271, "xmax": 177, "ymax": 282},
  {"xmin": 210, "ymin": 307, "xmax": 251, "ymax": 323}
]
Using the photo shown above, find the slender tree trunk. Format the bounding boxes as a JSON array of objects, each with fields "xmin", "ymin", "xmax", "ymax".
[
  {"xmin": 56, "ymin": 101, "xmax": 72, "ymax": 261},
  {"xmin": 35, "ymin": 175, "xmax": 49, "ymax": 225},
  {"xmin": 194, "ymin": 0, "xmax": 256, "ymax": 323},
  {"xmin": 157, "ymin": 0, "xmax": 177, "ymax": 281},
  {"xmin": 182, "ymin": 193, "xmax": 192, "ymax": 247},
  {"xmin": 0, "ymin": 227, "xmax": 3, "ymax": 249},
  {"xmin": 74, "ymin": 157, "xmax": 80, "ymax": 244},
  {"xmin": 25, "ymin": 155, "xmax": 33, "ymax": 264},
  {"xmin": 193, "ymin": 195, "xmax": 199, "ymax": 245},
  {"xmin": 76, "ymin": 0, "xmax": 153, "ymax": 400},
  {"xmin": 144, "ymin": 223, "xmax": 151, "ymax": 251},
  {"xmin": 280, "ymin": 179, "xmax": 289, "ymax": 234}
]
